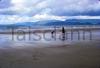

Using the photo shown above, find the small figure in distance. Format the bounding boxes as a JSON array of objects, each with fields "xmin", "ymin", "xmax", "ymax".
[
  {"xmin": 51, "ymin": 30, "xmax": 55, "ymax": 38},
  {"xmin": 62, "ymin": 27, "xmax": 66, "ymax": 41}
]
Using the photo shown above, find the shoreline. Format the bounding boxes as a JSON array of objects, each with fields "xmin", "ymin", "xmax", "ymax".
[{"xmin": 0, "ymin": 27, "xmax": 100, "ymax": 34}]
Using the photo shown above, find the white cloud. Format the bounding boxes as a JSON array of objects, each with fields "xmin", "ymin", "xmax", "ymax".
[
  {"xmin": 1, "ymin": 0, "xmax": 100, "ymax": 24},
  {"xmin": 8, "ymin": 0, "xmax": 100, "ymax": 16},
  {"xmin": 0, "ymin": 14, "xmax": 66, "ymax": 24},
  {"xmin": 1, "ymin": 0, "xmax": 100, "ymax": 16},
  {"xmin": 1, "ymin": 15, "xmax": 100, "ymax": 25},
  {"xmin": 33, "ymin": 14, "xmax": 66, "ymax": 21},
  {"xmin": 0, "ymin": 15, "xmax": 36, "ymax": 24}
]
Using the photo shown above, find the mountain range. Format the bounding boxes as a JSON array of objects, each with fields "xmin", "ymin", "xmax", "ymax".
[{"xmin": 0, "ymin": 19, "xmax": 100, "ymax": 29}]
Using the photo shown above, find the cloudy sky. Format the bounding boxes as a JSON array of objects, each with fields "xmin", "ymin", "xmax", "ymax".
[{"xmin": 0, "ymin": 0, "xmax": 100, "ymax": 24}]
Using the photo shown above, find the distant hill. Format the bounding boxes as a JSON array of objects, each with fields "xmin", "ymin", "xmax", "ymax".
[
  {"xmin": 0, "ymin": 19, "xmax": 100, "ymax": 29},
  {"xmin": 44, "ymin": 19, "xmax": 100, "ymax": 26}
]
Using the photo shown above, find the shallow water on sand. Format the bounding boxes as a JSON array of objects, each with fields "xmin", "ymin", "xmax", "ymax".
[{"xmin": 0, "ymin": 30, "xmax": 100, "ymax": 48}]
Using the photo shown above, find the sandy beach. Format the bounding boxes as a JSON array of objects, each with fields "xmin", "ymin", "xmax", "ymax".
[
  {"xmin": 1, "ymin": 0, "xmax": 100, "ymax": 67},
  {"xmin": 0, "ymin": 40, "xmax": 100, "ymax": 68},
  {"xmin": 0, "ymin": 29, "xmax": 100, "ymax": 68}
]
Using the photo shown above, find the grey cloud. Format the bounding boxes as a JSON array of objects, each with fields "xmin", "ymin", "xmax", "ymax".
[
  {"xmin": 0, "ymin": 0, "xmax": 100, "ymax": 16},
  {"xmin": 0, "ymin": 0, "xmax": 11, "ymax": 8}
]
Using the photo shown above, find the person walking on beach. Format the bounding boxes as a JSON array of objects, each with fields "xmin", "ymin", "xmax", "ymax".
[
  {"xmin": 62, "ymin": 27, "xmax": 66, "ymax": 40},
  {"xmin": 51, "ymin": 30, "xmax": 55, "ymax": 38},
  {"xmin": 51, "ymin": 27, "xmax": 57, "ymax": 39}
]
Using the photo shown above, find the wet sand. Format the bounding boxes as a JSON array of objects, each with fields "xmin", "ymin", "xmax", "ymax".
[
  {"xmin": 0, "ymin": 40, "xmax": 100, "ymax": 68},
  {"xmin": 0, "ymin": 28, "xmax": 100, "ymax": 68}
]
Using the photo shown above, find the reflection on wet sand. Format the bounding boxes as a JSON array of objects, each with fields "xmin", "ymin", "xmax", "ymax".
[
  {"xmin": 0, "ymin": 29, "xmax": 100, "ymax": 68},
  {"xmin": 0, "ymin": 29, "xmax": 100, "ymax": 48}
]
